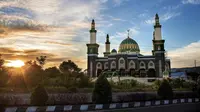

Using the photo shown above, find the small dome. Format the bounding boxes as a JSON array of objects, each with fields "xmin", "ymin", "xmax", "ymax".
[
  {"xmin": 118, "ymin": 37, "xmax": 140, "ymax": 53},
  {"xmin": 111, "ymin": 49, "xmax": 117, "ymax": 53}
]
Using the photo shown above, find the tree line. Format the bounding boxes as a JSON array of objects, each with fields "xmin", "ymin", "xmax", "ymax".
[{"xmin": 0, "ymin": 55, "xmax": 87, "ymax": 89}]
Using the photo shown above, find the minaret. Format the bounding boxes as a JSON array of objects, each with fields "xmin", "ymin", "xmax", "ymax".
[
  {"xmin": 152, "ymin": 14, "xmax": 166, "ymax": 77},
  {"xmin": 104, "ymin": 34, "xmax": 110, "ymax": 57},
  {"xmin": 154, "ymin": 13, "xmax": 162, "ymax": 40},
  {"xmin": 90, "ymin": 19, "xmax": 97, "ymax": 44},
  {"xmin": 86, "ymin": 19, "xmax": 99, "ymax": 77}
]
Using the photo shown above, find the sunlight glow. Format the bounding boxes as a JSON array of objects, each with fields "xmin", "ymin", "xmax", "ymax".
[{"xmin": 6, "ymin": 60, "xmax": 25, "ymax": 68}]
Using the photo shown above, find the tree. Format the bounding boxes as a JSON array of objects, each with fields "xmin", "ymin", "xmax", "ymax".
[
  {"xmin": 59, "ymin": 60, "xmax": 81, "ymax": 74},
  {"xmin": 92, "ymin": 73, "xmax": 112, "ymax": 103},
  {"xmin": 0, "ymin": 67, "xmax": 9, "ymax": 87},
  {"xmin": 24, "ymin": 61, "xmax": 43, "ymax": 87},
  {"xmin": 0, "ymin": 54, "xmax": 4, "ymax": 70},
  {"xmin": 36, "ymin": 56, "xmax": 47, "ymax": 81},
  {"xmin": 36, "ymin": 56, "xmax": 47, "ymax": 68},
  {"xmin": 44, "ymin": 66, "xmax": 61, "ymax": 78},
  {"xmin": 30, "ymin": 84, "xmax": 48, "ymax": 105},
  {"xmin": 157, "ymin": 79, "xmax": 173, "ymax": 99},
  {"xmin": 59, "ymin": 60, "xmax": 81, "ymax": 86}
]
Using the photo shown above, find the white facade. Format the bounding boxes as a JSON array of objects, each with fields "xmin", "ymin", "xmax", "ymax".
[
  {"xmin": 90, "ymin": 32, "xmax": 96, "ymax": 44},
  {"xmin": 155, "ymin": 27, "xmax": 161, "ymax": 40},
  {"xmin": 106, "ymin": 44, "xmax": 110, "ymax": 52}
]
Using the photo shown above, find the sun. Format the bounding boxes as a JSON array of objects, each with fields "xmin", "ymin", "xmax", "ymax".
[{"xmin": 6, "ymin": 60, "xmax": 25, "ymax": 68}]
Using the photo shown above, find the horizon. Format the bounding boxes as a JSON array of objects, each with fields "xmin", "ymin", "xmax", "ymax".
[{"xmin": 0, "ymin": 0, "xmax": 200, "ymax": 69}]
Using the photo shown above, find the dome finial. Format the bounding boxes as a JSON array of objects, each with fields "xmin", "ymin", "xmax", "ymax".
[{"xmin": 127, "ymin": 29, "xmax": 130, "ymax": 38}]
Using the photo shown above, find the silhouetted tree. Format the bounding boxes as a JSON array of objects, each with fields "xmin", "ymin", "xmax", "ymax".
[
  {"xmin": 59, "ymin": 60, "xmax": 81, "ymax": 74},
  {"xmin": 157, "ymin": 79, "xmax": 173, "ymax": 99},
  {"xmin": 30, "ymin": 84, "xmax": 48, "ymax": 105},
  {"xmin": 59, "ymin": 60, "xmax": 81, "ymax": 86},
  {"xmin": 45, "ymin": 66, "xmax": 61, "ymax": 78},
  {"xmin": 0, "ymin": 54, "xmax": 4, "ymax": 70},
  {"xmin": 24, "ymin": 61, "xmax": 43, "ymax": 87},
  {"xmin": 0, "ymin": 67, "xmax": 9, "ymax": 87},
  {"xmin": 36, "ymin": 56, "xmax": 47, "ymax": 81},
  {"xmin": 92, "ymin": 73, "xmax": 112, "ymax": 103}
]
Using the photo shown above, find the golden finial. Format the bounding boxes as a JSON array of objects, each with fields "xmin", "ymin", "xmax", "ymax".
[{"xmin": 127, "ymin": 30, "xmax": 130, "ymax": 38}]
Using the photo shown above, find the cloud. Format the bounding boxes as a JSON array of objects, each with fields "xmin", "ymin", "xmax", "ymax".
[
  {"xmin": 111, "ymin": 27, "xmax": 140, "ymax": 39},
  {"xmin": 44, "ymin": 41, "xmax": 72, "ymax": 46},
  {"xmin": 145, "ymin": 12, "xmax": 181, "ymax": 24},
  {"xmin": 182, "ymin": 0, "xmax": 200, "ymax": 4},
  {"xmin": 168, "ymin": 41, "xmax": 200, "ymax": 68},
  {"xmin": 113, "ymin": 0, "xmax": 129, "ymax": 6}
]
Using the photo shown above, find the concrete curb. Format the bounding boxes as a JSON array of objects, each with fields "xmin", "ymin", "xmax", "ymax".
[{"xmin": 4, "ymin": 98, "xmax": 200, "ymax": 112}]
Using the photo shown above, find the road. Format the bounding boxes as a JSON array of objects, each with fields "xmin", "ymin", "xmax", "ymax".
[{"xmin": 88, "ymin": 103, "xmax": 200, "ymax": 112}]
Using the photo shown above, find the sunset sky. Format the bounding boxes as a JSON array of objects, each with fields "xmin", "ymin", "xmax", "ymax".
[{"xmin": 0, "ymin": 0, "xmax": 200, "ymax": 69}]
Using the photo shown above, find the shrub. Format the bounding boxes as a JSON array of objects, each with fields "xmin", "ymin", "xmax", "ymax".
[
  {"xmin": 67, "ymin": 87, "xmax": 78, "ymax": 93},
  {"xmin": 78, "ymin": 75, "xmax": 94, "ymax": 88},
  {"xmin": 169, "ymin": 78, "xmax": 185, "ymax": 88},
  {"xmin": 153, "ymin": 80, "xmax": 162, "ymax": 89},
  {"xmin": 117, "ymin": 93, "xmax": 159, "ymax": 102},
  {"xmin": 47, "ymin": 93, "xmax": 89, "ymax": 105},
  {"xmin": 30, "ymin": 84, "xmax": 48, "ymax": 105},
  {"xmin": 157, "ymin": 79, "xmax": 173, "ymax": 99},
  {"xmin": 92, "ymin": 74, "xmax": 112, "ymax": 104},
  {"xmin": 182, "ymin": 81, "xmax": 196, "ymax": 90}
]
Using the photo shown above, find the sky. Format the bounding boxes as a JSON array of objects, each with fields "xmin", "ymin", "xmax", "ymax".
[{"xmin": 0, "ymin": 0, "xmax": 200, "ymax": 69}]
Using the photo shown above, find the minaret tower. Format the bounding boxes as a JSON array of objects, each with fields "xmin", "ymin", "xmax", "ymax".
[
  {"xmin": 103, "ymin": 34, "xmax": 110, "ymax": 57},
  {"xmin": 152, "ymin": 14, "xmax": 166, "ymax": 77},
  {"xmin": 86, "ymin": 19, "xmax": 99, "ymax": 77}
]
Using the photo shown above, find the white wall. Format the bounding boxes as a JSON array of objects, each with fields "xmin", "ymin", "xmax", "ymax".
[
  {"xmin": 155, "ymin": 27, "xmax": 161, "ymax": 40},
  {"xmin": 90, "ymin": 32, "xmax": 96, "ymax": 43}
]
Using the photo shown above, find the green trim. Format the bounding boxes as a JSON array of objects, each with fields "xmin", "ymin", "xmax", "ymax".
[
  {"xmin": 90, "ymin": 29, "xmax": 97, "ymax": 33},
  {"xmin": 154, "ymin": 24, "xmax": 162, "ymax": 28}
]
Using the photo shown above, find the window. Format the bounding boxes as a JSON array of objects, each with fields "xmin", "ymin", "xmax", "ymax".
[
  {"xmin": 105, "ymin": 63, "xmax": 108, "ymax": 67},
  {"xmin": 158, "ymin": 46, "xmax": 161, "ymax": 50},
  {"xmin": 130, "ymin": 62, "xmax": 134, "ymax": 66},
  {"xmin": 98, "ymin": 63, "xmax": 101, "ymax": 67},
  {"xmin": 149, "ymin": 63, "xmax": 153, "ymax": 66},
  {"xmin": 112, "ymin": 63, "xmax": 115, "ymax": 67},
  {"xmin": 120, "ymin": 60, "xmax": 124, "ymax": 64},
  {"xmin": 141, "ymin": 63, "xmax": 144, "ymax": 66}
]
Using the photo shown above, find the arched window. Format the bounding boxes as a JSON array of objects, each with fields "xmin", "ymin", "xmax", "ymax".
[
  {"xmin": 104, "ymin": 62, "xmax": 108, "ymax": 70},
  {"xmin": 118, "ymin": 57, "xmax": 125, "ymax": 69},
  {"xmin": 140, "ymin": 61, "xmax": 146, "ymax": 69},
  {"xmin": 96, "ymin": 62, "xmax": 102, "ymax": 69},
  {"xmin": 148, "ymin": 61, "xmax": 155, "ymax": 69},
  {"xmin": 129, "ymin": 60, "xmax": 135, "ymax": 69},
  {"xmin": 111, "ymin": 61, "xmax": 116, "ymax": 69}
]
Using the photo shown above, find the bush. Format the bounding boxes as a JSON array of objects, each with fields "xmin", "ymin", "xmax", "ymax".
[
  {"xmin": 92, "ymin": 74, "xmax": 112, "ymax": 104},
  {"xmin": 153, "ymin": 80, "xmax": 162, "ymax": 89},
  {"xmin": 182, "ymin": 81, "xmax": 196, "ymax": 90},
  {"xmin": 47, "ymin": 93, "xmax": 89, "ymax": 105},
  {"xmin": 117, "ymin": 93, "xmax": 159, "ymax": 102},
  {"xmin": 67, "ymin": 87, "xmax": 78, "ymax": 93},
  {"xmin": 30, "ymin": 84, "xmax": 48, "ymax": 105},
  {"xmin": 169, "ymin": 78, "xmax": 185, "ymax": 88},
  {"xmin": 157, "ymin": 79, "xmax": 173, "ymax": 99},
  {"xmin": 78, "ymin": 75, "xmax": 94, "ymax": 88}
]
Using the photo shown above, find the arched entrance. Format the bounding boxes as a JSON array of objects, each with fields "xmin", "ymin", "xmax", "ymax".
[
  {"xmin": 119, "ymin": 69, "xmax": 125, "ymax": 77},
  {"xmin": 97, "ymin": 69, "xmax": 102, "ymax": 77},
  {"xmin": 130, "ymin": 69, "xmax": 136, "ymax": 77},
  {"xmin": 147, "ymin": 69, "xmax": 156, "ymax": 77},
  {"xmin": 139, "ymin": 69, "xmax": 146, "ymax": 77}
]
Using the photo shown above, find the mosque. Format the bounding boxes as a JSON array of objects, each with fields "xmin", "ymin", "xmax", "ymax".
[{"xmin": 86, "ymin": 14, "xmax": 171, "ymax": 77}]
